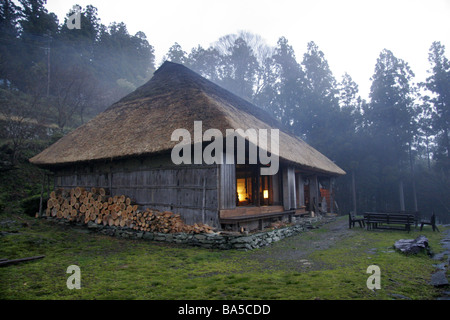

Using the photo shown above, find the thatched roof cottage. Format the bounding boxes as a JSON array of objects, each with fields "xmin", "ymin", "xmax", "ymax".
[{"xmin": 30, "ymin": 61, "xmax": 345, "ymax": 231}]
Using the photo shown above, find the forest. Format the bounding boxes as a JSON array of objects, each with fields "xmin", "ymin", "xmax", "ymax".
[{"xmin": 0, "ymin": 1, "xmax": 449, "ymax": 222}]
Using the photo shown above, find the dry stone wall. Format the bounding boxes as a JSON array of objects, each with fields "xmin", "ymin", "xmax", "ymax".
[{"xmin": 44, "ymin": 216, "xmax": 326, "ymax": 250}]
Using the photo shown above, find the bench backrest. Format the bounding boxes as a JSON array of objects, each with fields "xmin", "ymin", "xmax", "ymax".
[
  {"xmin": 376, "ymin": 210, "xmax": 420, "ymax": 220},
  {"xmin": 364, "ymin": 212, "xmax": 415, "ymax": 224},
  {"xmin": 431, "ymin": 213, "xmax": 436, "ymax": 224}
]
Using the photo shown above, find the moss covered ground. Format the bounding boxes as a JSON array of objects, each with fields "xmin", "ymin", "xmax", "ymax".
[{"xmin": 0, "ymin": 214, "xmax": 448, "ymax": 300}]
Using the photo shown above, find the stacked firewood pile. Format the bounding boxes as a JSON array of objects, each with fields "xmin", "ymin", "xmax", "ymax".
[
  {"xmin": 129, "ymin": 209, "xmax": 215, "ymax": 234},
  {"xmin": 45, "ymin": 187, "xmax": 137, "ymax": 227},
  {"xmin": 44, "ymin": 187, "xmax": 214, "ymax": 234}
]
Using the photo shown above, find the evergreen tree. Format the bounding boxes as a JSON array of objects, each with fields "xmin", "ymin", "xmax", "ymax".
[
  {"xmin": 0, "ymin": 0, "xmax": 21, "ymax": 88},
  {"xmin": 95, "ymin": 21, "xmax": 155, "ymax": 90},
  {"xmin": 424, "ymin": 41, "xmax": 450, "ymax": 174},
  {"xmin": 0, "ymin": 0, "xmax": 20, "ymax": 36},
  {"xmin": 365, "ymin": 49, "xmax": 417, "ymax": 210},
  {"xmin": 220, "ymin": 37, "xmax": 259, "ymax": 101},
  {"xmin": 165, "ymin": 42, "xmax": 187, "ymax": 64},
  {"xmin": 186, "ymin": 45, "xmax": 223, "ymax": 84},
  {"xmin": 300, "ymin": 41, "xmax": 340, "ymax": 153},
  {"xmin": 266, "ymin": 37, "xmax": 305, "ymax": 130},
  {"xmin": 19, "ymin": 0, "xmax": 59, "ymax": 36}
]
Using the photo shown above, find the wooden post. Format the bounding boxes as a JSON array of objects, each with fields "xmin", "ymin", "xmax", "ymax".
[
  {"xmin": 296, "ymin": 173, "xmax": 305, "ymax": 208},
  {"xmin": 352, "ymin": 170, "xmax": 357, "ymax": 215},
  {"xmin": 38, "ymin": 173, "xmax": 44, "ymax": 217},
  {"xmin": 201, "ymin": 178, "xmax": 206, "ymax": 224},
  {"xmin": 290, "ymin": 168, "xmax": 296, "ymax": 210},
  {"xmin": 282, "ymin": 167, "xmax": 296, "ymax": 210},
  {"xmin": 310, "ymin": 176, "xmax": 319, "ymax": 210},
  {"xmin": 256, "ymin": 166, "xmax": 260, "ymax": 206},
  {"xmin": 109, "ymin": 166, "xmax": 113, "ymax": 197},
  {"xmin": 282, "ymin": 167, "xmax": 289, "ymax": 210},
  {"xmin": 272, "ymin": 172, "xmax": 280, "ymax": 205},
  {"xmin": 330, "ymin": 177, "xmax": 334, "ymax": 214},
  {"xmin": 46, "ymin": 174, "xmax": 50, "ymax": 199},
  {"xmin": 219, "ymin": 153, "xmax": 236, "ymax": 210}
]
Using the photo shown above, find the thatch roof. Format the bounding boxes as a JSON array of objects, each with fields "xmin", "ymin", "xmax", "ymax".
[{"xmin": 30, "ymin": 61, "xmax": 345, "ymax": 176}]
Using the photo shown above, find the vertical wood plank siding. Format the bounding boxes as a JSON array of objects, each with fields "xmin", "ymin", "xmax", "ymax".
[
  {"xmin": 54, "ymin": 154, "xmax": 220, "ymax": 228},
  {"xmin": 309, "ymin": 175, "xmax": 319, "ymax": 208},
  {"xmin": 219, "ymin": 156, "xmax": 236, "ymax": 210},
  {"xmin": 272, "ymin": 172, "xmax": 280, "ymax": 204},
  {"xmin": 296, "ymin": 173, "xmax": 305, "ymax": 207},
  {"xmin": 282, "ymin": 166, "xmax": 297, "ymax": 210}
]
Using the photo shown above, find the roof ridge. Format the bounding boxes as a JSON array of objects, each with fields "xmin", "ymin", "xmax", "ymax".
[
  {"xmin": 29, "ymin": 61, "xmax": 345, "ymax": 176},
  {"xmin": 113, "ymin": 61, "xmax": 287, "ymax": 131}
]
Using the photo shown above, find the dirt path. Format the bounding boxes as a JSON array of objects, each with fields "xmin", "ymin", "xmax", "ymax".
[{"xmin": 246, "ymin": 217, "xmax": 355, "ymax": 272}]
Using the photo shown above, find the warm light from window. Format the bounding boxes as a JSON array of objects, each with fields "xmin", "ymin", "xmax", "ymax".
[
  {"xmin": 263, "ymin": 189, "xmax": 269, "ymax": 199},
  {"xmin": 237, "ymin": 178, "xmax": 247, "ymax": 202}
]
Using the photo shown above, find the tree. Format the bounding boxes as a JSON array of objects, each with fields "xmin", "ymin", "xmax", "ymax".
[
  {"xmin": 1, "ymin": 2, "xmax": 156, "ymax": 130},
  {"xmin": 0, "ymin": 0, "xmax": 20, "ymax": 34},
  {"xmin": 424, "ymin": 41, "xmax": 450, "ymax": 174},
  {"xmin": 186, "ymin": 45, "xmax": 223, "ymax": 84},
  {"xmin": 416, "ymin": 99, "xmax": 435, "ymax": 169},
  {"xmin": 18, "ymin": 0, "xmax": 59, "ymax": 36},
  {"xmin": 165, "ymin": 42, "xmax": 187, "ymax": 64},
  {"xmin": 0, "ymin": 0, "xmax": 21, "ymax": 88},
  {"xmin": 339, "ymin": 74, "xmax": 362, "ymax": 117},
  {"xmin": 210, "ymin": 32, "xmax": 272, "ymax": 102},
  {"xmin": 365, "ymin": 49, "xmax": 417, "ymax": 211},
  {"xmin": 0, "ymin": 88, "xmax": 44, "ymax": 164},
  {"xmin": 185, "ymin": 32, "xmax": 274, "ymax": 105},
  {"xmin": 300, "ymin": 41, "xmax": 340, "ymax": 152},
  {"xmin": 331, "ymin": 73, "xmax": 366, "ymax": 214},
  {"xmin": 95, "ymin": 22, "xmax": 154, "ymax": 90},
  {"xmin": 48, "ymin": 63, "xmax": 98, "ymax": 130},
  {"xmin": 262, "ymin": 37, "xmax": 305, "ymax": 129},
  {"xmin": 220, "ymin": 37, "xmax": 259, "ymax": 101},
  {"xmin": 8, "ymin": 0, "xmax": 58, "ymax": 95}
]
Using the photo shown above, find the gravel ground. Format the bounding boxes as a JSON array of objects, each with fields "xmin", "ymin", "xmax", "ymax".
[{"xmin": 246, "ymin": 217, "xmax": 353, "ymax": 272}]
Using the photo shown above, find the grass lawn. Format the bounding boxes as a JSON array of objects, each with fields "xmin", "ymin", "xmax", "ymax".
[{"xmin": 0, "ymin": 213, "xmax": 448, "ymax": 300}]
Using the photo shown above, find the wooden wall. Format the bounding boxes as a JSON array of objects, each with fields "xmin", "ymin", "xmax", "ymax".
[
  {"xmin": 53, "ymin": 153, "xmax": 220, "ymax": 228},
  {"xmin": 295, "ymin": 172, "xmax": 305, "ymax": 208},
  {"xmin": 282, "ymin": 166, "xmax": 297, "ymax": 210},
  {"xmin": 219, "ymin": 155, "xmax": 236, "ymax": 210},
  {"xmin": 52, "ymin": 152, "xmax": 334, "ymax": 228}
]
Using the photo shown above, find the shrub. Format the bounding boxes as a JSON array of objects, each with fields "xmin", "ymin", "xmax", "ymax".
[{"xmin": 21, "ymin": 194, "xmax": 45, "ymax": 216}]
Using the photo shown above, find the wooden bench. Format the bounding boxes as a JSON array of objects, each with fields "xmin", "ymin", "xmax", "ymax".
[
  {"xmin": 382, "ymin": 210, "xmax": 420, "ymax": 227},
  {"xmin": 420, "ymin": 212, "xmax": 439, "ymax": 232},
  {"xmin": 348, "ymin": 211, "xmax": 365, "ymax": 229},
  {"xmin": 364, "ymin": 212, "xmax": 415, "ymax": 232}
]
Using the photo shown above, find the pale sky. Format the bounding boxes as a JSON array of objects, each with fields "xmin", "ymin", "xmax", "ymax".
[{"xmin": 45, "ymin": 0, "xmax": 450, "ymax": 100}]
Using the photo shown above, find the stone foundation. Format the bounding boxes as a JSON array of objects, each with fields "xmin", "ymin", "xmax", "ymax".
[{"xmin": 43, "ymin": 216, "xmax": 329, "ymax": 250}]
